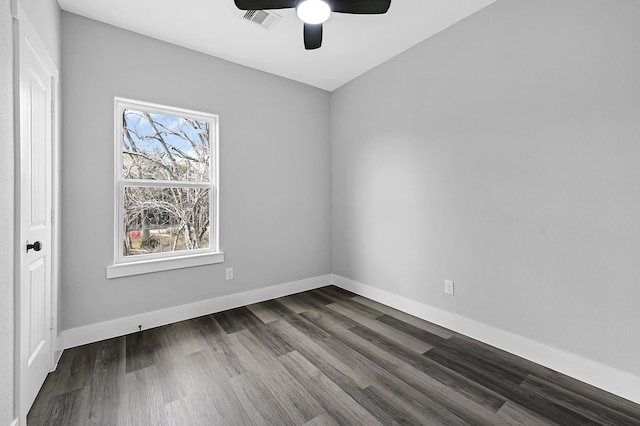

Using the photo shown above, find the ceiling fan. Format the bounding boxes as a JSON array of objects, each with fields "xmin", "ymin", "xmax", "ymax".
[{"xmin": 234, "ymin": 0, "xmax": 392, "ymax": 49}]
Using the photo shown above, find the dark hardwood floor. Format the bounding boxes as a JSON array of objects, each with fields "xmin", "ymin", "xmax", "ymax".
[{"xmin": 29, "ymin": 286, "xmax": 640, "ymax": 425}]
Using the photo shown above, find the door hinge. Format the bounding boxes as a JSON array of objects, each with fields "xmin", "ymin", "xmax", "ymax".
[
  {"xmin": 51, "ymin": 208, "xmax": 55, "ymax": 223},
  {"xmin": 50, "ymin": 313, "xmax": 55, "ymax": 329},
  {"xmin": 51, "ymin": 101, "xmax": 55, "ymax": 117}
]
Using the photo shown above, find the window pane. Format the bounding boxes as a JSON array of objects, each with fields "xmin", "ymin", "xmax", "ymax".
[
  {"xmin": 122, "ymin": 186, "xmax": 210, "ymax": 257},
  {"xmin": 122, "ymin": 109, "xmax": 210, "ymax": 182}
]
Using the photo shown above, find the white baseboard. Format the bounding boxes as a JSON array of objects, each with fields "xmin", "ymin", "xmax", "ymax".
[
  {"xmin": 52, "ymin": 348, "xmax": 63, "ymax": 371},
  {"xmin": 331, "ymin": 274, "xmax": 640, "ymax": 405},
  {"xmin": 59, "ymin": 274, "xmax": 331, "ymax": 351}
]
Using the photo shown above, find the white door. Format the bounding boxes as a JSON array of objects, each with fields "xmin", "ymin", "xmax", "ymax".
[{"xmin": 19, "ymin": 28, "xmax": 54, "ymax": 417}]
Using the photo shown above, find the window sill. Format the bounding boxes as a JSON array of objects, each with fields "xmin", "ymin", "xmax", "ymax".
[{"xmin": 106, "ymin": 251, "xmax": 224, "ymax": 279}]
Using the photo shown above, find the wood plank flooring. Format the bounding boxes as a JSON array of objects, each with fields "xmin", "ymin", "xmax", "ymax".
[{"xmin": 28, "ymin": 286, "xmax": 640, "ymax": 425}]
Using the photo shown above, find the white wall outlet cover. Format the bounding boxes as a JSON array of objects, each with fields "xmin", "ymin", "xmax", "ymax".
[
  {"xmin": 226, "ymin": 268, "xmax": 234, "ymax": 280},
  {"xmin": 444, "ymin": 280, "xmax": 454, "ymax": 295}
]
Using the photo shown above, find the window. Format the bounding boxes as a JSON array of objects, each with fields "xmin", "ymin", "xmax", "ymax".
[{"xmin": 107, "ymin": 98, "xmax": 222, "ymax": 279}]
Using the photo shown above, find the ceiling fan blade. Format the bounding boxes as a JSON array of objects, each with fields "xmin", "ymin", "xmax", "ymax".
[
  {"xmin": 330, "ymin": 0, "xmax": 391, "ymax": 14},
  {"xmin": 234, "ymin": 0, "xmax": 295, "ymax": 10},
  {"xmin": 304, "ymin": 23, "xmax": 323, "ymax": 50}
]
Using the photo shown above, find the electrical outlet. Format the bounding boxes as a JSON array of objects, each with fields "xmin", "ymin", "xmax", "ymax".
[
  {"xmin": 226, "ymin": 268, "xmax": 234, "ymax": 280},
  {"xmin": 444, "ymin": 280, "xmax": 454, "ymax": 296}
]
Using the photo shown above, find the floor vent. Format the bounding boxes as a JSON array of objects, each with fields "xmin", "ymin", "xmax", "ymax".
[{"xmin": 242, "ymin": 9, "xmax": 282, "ymax": 30}]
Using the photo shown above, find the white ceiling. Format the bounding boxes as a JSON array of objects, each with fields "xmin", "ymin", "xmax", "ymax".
[{"xmin": 57, "ymin": 0, "xmax": 497, "ymax": 91}]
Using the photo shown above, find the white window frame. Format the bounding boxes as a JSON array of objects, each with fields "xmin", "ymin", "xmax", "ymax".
[{"xmin": 107, "ymin": 97, "xmax": 223, "ymax": 279}]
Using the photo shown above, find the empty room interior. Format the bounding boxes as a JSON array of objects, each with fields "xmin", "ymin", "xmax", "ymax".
[{"xmin": 2, "ymin": 0, "xmax": 640, "ymax": 424}]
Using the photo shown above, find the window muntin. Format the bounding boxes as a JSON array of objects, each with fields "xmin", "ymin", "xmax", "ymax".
[{"xmin": 115, "ymin": 98, "xmax": 218, "ymax": 264}]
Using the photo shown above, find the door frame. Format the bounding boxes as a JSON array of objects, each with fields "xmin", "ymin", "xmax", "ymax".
[{"xmin": 13, "ymin": 4, "xmax": 61, "ymax": 423}]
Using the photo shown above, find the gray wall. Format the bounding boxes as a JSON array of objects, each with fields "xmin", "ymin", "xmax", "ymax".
[
  {"xmin": 331, "ymin": 0, "xmax": 640, "ymax": 376},
  {"xmin": 61, "ymin": 13, "xmax": 332, "ymax": 330},
  {"xmin": 1, "ymin": 2, "xmax": 15, "ymax": 423}
]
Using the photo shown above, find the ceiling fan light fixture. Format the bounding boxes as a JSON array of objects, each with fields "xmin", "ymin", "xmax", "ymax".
[{"xmin": 296, "ymin": 0, "xmax": 331, "ymax": 24}]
